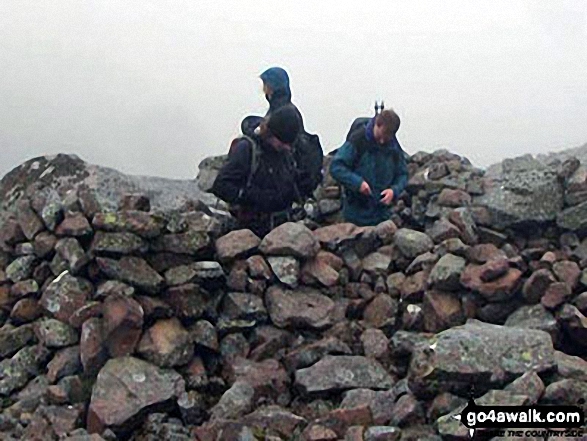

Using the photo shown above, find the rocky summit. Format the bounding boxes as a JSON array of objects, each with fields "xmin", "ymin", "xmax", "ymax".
[{"xmin": 0, "ymin": 147, "xmax": 587, "ymax": 440}]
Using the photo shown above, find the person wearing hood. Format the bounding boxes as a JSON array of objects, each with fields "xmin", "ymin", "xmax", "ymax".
[
  {"xmin": 211, "ymin": 105, "xmax": 303, "ymax": 237},
  {"xmin": 259, "ymin": 67, "xmax": 304, "ymax": 129},
  {"xmin": 330, "ymin": 109, "xmax": 408, "ymax": 226}
]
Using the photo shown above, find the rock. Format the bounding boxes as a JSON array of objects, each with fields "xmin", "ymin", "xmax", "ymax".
[
  {"xmin": 266, "ymin": 286, "xmax": 335, "ymax": 330},
  {"xmin": 437, "ymin": 189, "xmax": 471, "ymax": 207},
  {"xmin": 259, "ymin": 222, "xmax": 320, "ymax": 259},
  {"xmin": 80, "ymin": 318, "xmax": 108, "ymax": 376},
  {"xmin": 364, "ymin": 426, "xmax": 401, "ymax": 441},
  {"xmin": 400, "ymin": 271, "xmax": 428, "ymax": 302},
  {"xmin": 504, "ymin": 371, "xmax": 544, "ymax": 404},
  {"xmin": 55, "ymin": 238, "xmax": 90, "ymax": 274},
  {"xmin": 361, "ymin": 329, "xmax": 390, "ymax": 360},
  {"xmin": 162, "ymin": 284, "xmax": 210, "ymax": 320},
  {"xmin": 224, "ymin": 358, "xmax": 290, "ymax": 403},
  {"xmin": 422, "ymin": 290, "xmax": 464, "ymax": 333},
  {"xmin": 95, "ymin": 280, "xmax": 135, "ymax": 300},
  {"xmin": 409, "ymin": 320, "xmax": 556, "ymax": 396},
  {"xmin": 426, "ymin": 218, "xmax": 461, "ymax": 244},
  {"xmin": 210, "ymin": 381, "xmax": 255, "ymax": 420},
  {"xmin": 541, "ymin": 282, "xmax": 572, "ymax": 310},
  {"xmin": 215, "ymin": 229, "xmax": 261, "ymax": 262},
  {"xmin": 295, "ymin": 356, "xmax": 394, "ymax": 395},
  {"xmin": 10, "ymin": 298, "xmax": 43, "ymax": 324},
  {"xmin": 460, "ymin": 265, "xmax": 522, "ymax": 302},
  {"xmin": 222, "ymin": 292, "xmax": 267, "ymax": 322},
  {"xmin": 138, "ymin": 318, "xmax": 192, "ymax": 367},
  {"xmin": 552, "ymin": 260, "xmax": 581, "ymax": 291},
  {"xmin": 363, "ymin": 294, "xmax": 398, "ymax": 329},
  {"xmin": 241, "ymin": 405, "xmax": 306, "ymax": 438},
  {"xmin": 87, "ymin": 356, "xmax": 186, "ymax": 435},
  {"xmin": 47, "ymin": 346, "xmax": 82, "ymax": 383},
  {"xmin": 303, "ymin": 424, "xmax": 338, "ymax": 441},
  {"xmin": 553, "ymin": 351, "xmax": 587, "ymax": 382},
  {"xmin": 35, "ymin": 318, "xmax": 79, "ymax": 348},
  {"xmin": 33, "ymin": 232, "xmax": 58, "ymax": 258},
  {"xmin": 284, "ymin": 337, "xmax": 352, "ymax": 371},
  {"xmin": 388, "ymin": 394, "xmax": 424, "ymax": 427},
  {"xmin": 92, "ymin": 211, "xmax": 165, "ymax": 238},
  {"xmin": 476, "ymin": 155, "xmax": 563, "ymax": 229},
  {"xmin": 90, "ymin": 231, "xmax": 149, "ymax": 255},
  {"xmin": 0, "ymin": 345, "xmax": 52, "ymax": 396},
  {"xmin": 102, "ymin": 294, "xmax": 144, "ymax": 357},
  {"xmin": 557, "ymin": 304, "xmax": 587, "ymax": 350},
  {"xmin": 312, "ymin": 223, "xmax": 360, "ymax": 249},
  {"xmin": 394, "ymin": 229, "xmax": 434, "ymax": 259},
  {"xmin": 448, "ymin": 208, "xmax": 478, "ymax": 245},
  {"xmin": 362, "ymin": 252, "xmax": 392, "ymax": 275},
  {"xmin": 6, "ymin": 255, "xmax": 37, "ymax": 282},
  {"xmin": 119, "ymin": 194, "xmax": 151, "ymax": 211},
  {"xmin": 542, "ymin": 379, "xmax": 587, "ymax": 406},
  {"xmin": 39, "ymin": 272, "xmax": 91, "ymax": 323},
  {"xmin": 522, "ymin": 269, "xmax": 556, "ymax": 303},
  {"xmin": 0, "ymin": 324, "xmax": 35, "ymax": 358},
  {"xmin": 504, "ymin": 304, "xmax": 559, "ymax": 340},
  {"xmin": 55, "ymin": 213, "xmax": 93, "ymax": 237},
  {"xmin": 151, "ymin": 228, "xmax": 211, "ymax": 255},
  {"xmin": 97, "ymin": 257, "xmax": 164, "ymax": 294},
  {"xmin": 268, "ymin": 256, "xmax": 300, "ymax": 288},
  {"xmin": 427, "ymin": 254, "xmax": 466, "ymax": 291},
  {"xmin": 557, "ymin": 200, "xmax": 587, "ymax": 231},
  {"xmin": 17, "ymin": 199, "xmax": 45, "ymax": 240},
  {"xmin": 190, "ymin": 320, "xmax": 219, "ymax": 352},
  {"xmin": 405, "ymin": 252, "xmax": 439, "ymax": 275},
  {"xmin": 301, "ymin": 254, "xmax": 340, "ymax": 287}
]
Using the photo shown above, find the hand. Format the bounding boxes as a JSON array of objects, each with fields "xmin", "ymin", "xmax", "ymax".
[
  {"xmin": 380, "ymin": 189, "xmax": 394, "ymax": 205},
  {"xmin": 359, "ymin": 181, "xmax": 372, "ymax": 196}
]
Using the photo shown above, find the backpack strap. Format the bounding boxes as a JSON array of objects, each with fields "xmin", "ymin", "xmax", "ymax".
[{"xmin": 239, "ymin": 135, "xmax": 261, "ymax": 189}]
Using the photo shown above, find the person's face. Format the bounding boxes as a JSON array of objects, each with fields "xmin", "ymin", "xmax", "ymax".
[
  {"xmin": 373, "ymin": 123, "xmax": 393, "ymax": 145},
  {"xmin": 263, "ymin": 82, "xmax": 273, "ymax": 98}
]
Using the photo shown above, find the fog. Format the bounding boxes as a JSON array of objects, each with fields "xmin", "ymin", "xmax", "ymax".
[{"xmin": 1, "ymin": 0, "xmax": 586, "ymax": 179}]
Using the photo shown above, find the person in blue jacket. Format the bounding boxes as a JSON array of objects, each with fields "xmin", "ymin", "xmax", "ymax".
[{"xmin": 330, "ymin": 109, "xmax": 408, "ymax": 226}]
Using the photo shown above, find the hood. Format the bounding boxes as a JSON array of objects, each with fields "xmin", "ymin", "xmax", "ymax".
[{"xmin": 260, "ymin": 67, "xmax": 292, "ymax": 109}]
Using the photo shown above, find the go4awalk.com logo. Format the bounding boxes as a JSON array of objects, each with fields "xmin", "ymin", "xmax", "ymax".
[{"xmin": 453, "ymin": 398, "xmax": 585, "ymax": 438}]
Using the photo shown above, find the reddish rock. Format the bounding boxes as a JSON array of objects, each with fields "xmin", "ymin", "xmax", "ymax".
[
  {"xmin": 448, "ymin": 207, "xmax": 478, "ymax": 245},
  {"xmin": 162, "ymin": 283, "xmax": 210, "ymax": 320},
  {"xmin": 302, "ymin": 252, "xmax": 342, "ymax": 287},
  {"xmin": 69, "ymin": 302, "xmax": 103, "ymax": 329},
  {"xmin": 247, "ymin": 255, "xmax": 273, "ymax": 280},
  {"xmin": 137, "ymin": 318, "xmax": 192, "ymax": 367},
  {"xmin": 460, "ymin": 265, "xmax": 522, "ymax": 302},
  {"xmin": 259, "ymin": 222, "xmax": 320, "ymax": 259},
  {"xmin": 190, "ymin": 320, "xmax": 219, "ymax": 352},
  {"xmin": 552, "ymin": 260, "xmax": 581, "ymax": 291},
  {"xmin": 466, "ymin": 243, "xmax": 507, "ymax": 264},
  {"xmin": 266, "ymin": 286, "xmax": 335, "ymax": 330},
  {"xmin": 437, "ymin": 189, "xmax": 471, "ymax": 207},
  {"xmin": 313, "ymin": 223, "xmax": 359, "ymax": 248},
  {"xmin": 314, "ymin": 406, "xmax": 373, "ymax": 437},
  {"xmin": 10, "ymin": 298, "xmax": 43, "ymax": 324},
  {"xmin": 102, "ymin": 294, "xmax": 144, "ymax": 358},
  {"xmin": 40, "ymin": 272, "xmax": 91, "ymax": 323},
  {"xmin": 80, "ymin": 318, "xmax": 108, "ymax": 375},
  {"xmin": 479, "ymin": 258, "xmax": 510, "ymax": 282},
  {"xmin": 541, "ymin": 282, "xmax": 572, "ymax": 310},
  {"xmin": 426, "ymin": 218, "xmax": 461, "ymax": 244},
  {"xmin": 422, "ymin": 290, "xmax": 464, "ymax": 333},
  {"xmin": 400, "ymin": 271, "xmax": 428, "ymax": 302},
  {"xmin": 33, "ymin": 231, "xmax": 57, "ymax": 258},
  {"xmin": 17, "ymin": 199, "xmax": 45, "ymax": 240},
  {"xmin": 47, "ymin": 346, "xmax": 82, "ymax": 383},
  {"xmin": 215, "ymin": 229, "xmax": 261, "ymax": 262},
  {"xmin": 361, "ymin": 329, "xmax": 390, "ymax": 360},
  {"xmin": 388, "ymin": 394, "xmax": 424, "ymax": 427},
  {"xmin": 55, "ymin": 237, "xmax": 90, "ymax": 274},
  {"xmin": 55, "ymin": 213, "xmax": 93, "ymax": 237},
  {"xmin": 0, "ymin": 217, "xmax": 26, "ymax": 244},
  {"xmin": 227, "ymin": 261, "xmax": 249, "ymax": 291},
  {"xmin": 522, "ymin": 269, "xmax": 556, "ymax": 303},
  {"xmin": 224, "ymin": 358, "xmax": 290, "ymax": 401},
  {"xmin": 10, "ymin": 279, "xmax": 39, "ymax": 299},
  {"xmin": 87, "ymin": 356, "xmax": 185, "ymax": 435},
  {"xmin": 363, "ymin": 294, "xmax": 398, "ymax": 329}
]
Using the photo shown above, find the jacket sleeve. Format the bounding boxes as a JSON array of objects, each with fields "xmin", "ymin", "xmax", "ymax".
[
  {"xmin": 211, "ymin": 140, "xmax": 252, "ymax": 204},
  {"xmin": 390, "ymin": 138, "xmax": 408, "ymax": 197},
  {"xmin": 329, "ymin": 141, "xmax": 364, "ymax": 192}
]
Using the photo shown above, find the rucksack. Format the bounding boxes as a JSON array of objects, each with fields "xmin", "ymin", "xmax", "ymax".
[
  {"xmin": 293, "ymin": 131, "xmax": 324, "ymax": 198},
  {"xmin": 228, "ymin": 135, "xmax": 262, "ymax": 190}
]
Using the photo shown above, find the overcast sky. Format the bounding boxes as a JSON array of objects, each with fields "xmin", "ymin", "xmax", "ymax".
[{"xmin": 1, "ymin": 0, "xmax": 586, "ymax": 179}]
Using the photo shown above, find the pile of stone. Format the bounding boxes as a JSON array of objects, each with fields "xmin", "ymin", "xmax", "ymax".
[{"xmin": 0, "ymin": 150, "xmax": 586, "ymax": 441}]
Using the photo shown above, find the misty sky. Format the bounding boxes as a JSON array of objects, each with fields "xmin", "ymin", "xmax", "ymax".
[{"xmin": 1, "ymin": 0, "xmax": 586, "ymax": 180}]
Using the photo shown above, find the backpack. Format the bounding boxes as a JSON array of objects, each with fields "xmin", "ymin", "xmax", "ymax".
[
  {"xmin": 293, "ymin": 131, "xmax": 324, "ymax": 198},
  {"xmin": 233, "ymin": 114, "xmax": 323, "ymax": 200}
]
